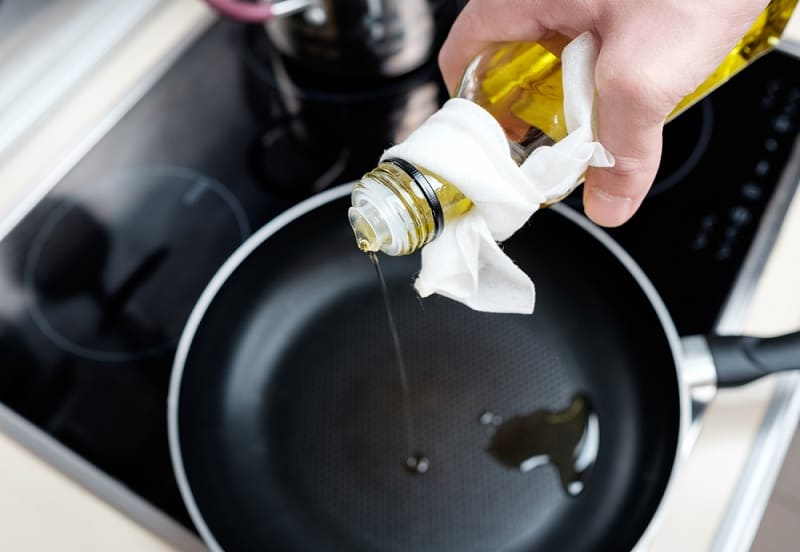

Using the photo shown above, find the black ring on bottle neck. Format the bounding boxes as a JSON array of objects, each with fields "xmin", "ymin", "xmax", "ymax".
[{"xmin": 383, "ymin": 157, "xmax": 444, "ymax": 240}]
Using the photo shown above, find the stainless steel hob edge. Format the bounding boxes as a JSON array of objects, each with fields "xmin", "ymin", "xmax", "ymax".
[{"xmin": 709, "ymin": 38, "xmax": 800, "ymax": 552}]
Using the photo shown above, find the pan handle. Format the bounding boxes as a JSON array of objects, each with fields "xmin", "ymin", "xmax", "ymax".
[{"xmin": 707, "ymin": 331, "xmax": 800, "ymax": 388}]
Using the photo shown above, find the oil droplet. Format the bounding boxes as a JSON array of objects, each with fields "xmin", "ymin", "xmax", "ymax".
[
  {"xmin": 405, "ymin": 452, "xmax": 430, "ymax": 475},
  {"xmin": 486, "ymin": 395, "xmax": 598, "ymax": 496},
  {"xmin": 479, "ymin": 411, "xmax": 503, "ymax": 426},
  {"xmin": 349, "ymin": 207, "xmax": 379, "ymax": 252},
  {"xmin": 358, "ymin": 238, "xmax": 372, "ymax": 252}
]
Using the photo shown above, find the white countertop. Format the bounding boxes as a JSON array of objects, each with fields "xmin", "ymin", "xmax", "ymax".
[{"xmin": 0, "ymin": 3, "xmax": 799, "ymax": 551}]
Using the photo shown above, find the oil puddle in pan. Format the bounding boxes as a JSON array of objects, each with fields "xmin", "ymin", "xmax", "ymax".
[
  {"xmin": 368, "ymin": 252, "xmax": 428, "ymax": 475},
  {"xmin": 482, "ymin": 395, "xmax": 599, "ymax": 496}
]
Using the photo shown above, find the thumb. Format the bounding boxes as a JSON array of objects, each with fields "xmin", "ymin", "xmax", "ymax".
[
  {"xmin": 583, "ymin": 46, "xmax": 672, "ymax": 227},
  {"xmin": 582, "ymin": 0, "xmax": 766, "ymax": 227}
]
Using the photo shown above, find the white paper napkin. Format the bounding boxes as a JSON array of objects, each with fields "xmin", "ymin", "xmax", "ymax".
[{"xmin": 381, "ymin": 32, "xmax": 614, "ymax": 314}]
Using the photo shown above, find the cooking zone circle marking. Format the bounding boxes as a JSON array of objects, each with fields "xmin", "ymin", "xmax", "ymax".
[
  {"xmin": 650, "ymin": 99, "xmax": 715, "ymax": 197},
  {"xmin": 24, "ymin": 166, "xmax": 250, "ymax": 362}
]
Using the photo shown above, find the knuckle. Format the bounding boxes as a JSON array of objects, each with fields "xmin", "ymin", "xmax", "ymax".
[
  {"xmin": 606, "ymin": 153, "xmax": 648, "ymax": 180},
  {"xmin": 596, "ymin": 62, "xmax": 681, "ymax": 122},
  {"xmin": 598, "ymin": 152, "xmax": 659, "ymax": 197}
]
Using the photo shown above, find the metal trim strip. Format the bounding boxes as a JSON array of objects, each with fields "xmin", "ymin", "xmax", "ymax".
[
  {"xmin": 710, "ymin": 97, "xmax": 800, "ymax": 550},
  {"xmin": 0, "ymin": 402, "xmax": 205, "ymax": 551}
]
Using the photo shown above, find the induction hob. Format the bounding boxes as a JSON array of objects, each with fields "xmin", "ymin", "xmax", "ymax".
[{"xmin": 1, "ymin": 17, "xmax": 799, "ymax": 544}]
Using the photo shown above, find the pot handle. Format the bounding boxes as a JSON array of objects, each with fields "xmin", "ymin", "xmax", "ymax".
[{"xmin": 708, "ymin": 331, "xmax": 800, "ymax": 388}]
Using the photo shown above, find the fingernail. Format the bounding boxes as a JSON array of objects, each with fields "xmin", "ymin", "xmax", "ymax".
[{"xmin": 584, "ymin": 186, "xmax": 634, "ymax": 227}]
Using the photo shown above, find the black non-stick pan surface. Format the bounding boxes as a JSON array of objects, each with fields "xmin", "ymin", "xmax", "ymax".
[{"xmin": 169, "ymin": 186, "xmax": 687, "ymax": 551}]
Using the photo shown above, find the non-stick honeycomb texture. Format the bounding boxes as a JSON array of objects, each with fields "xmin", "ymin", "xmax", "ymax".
[
  {"xmin": 264, "ymin": 266, "xmax": 589, "ymax": 552},
  {"xmin": 180, "ymin": 204, "xmax": 682, "ymax": 552}
]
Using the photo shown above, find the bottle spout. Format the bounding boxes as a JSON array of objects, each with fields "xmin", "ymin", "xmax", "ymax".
[
  {"xmin": 349, "ymin": 167, "xmax": 420, "ymax": 256},
  {"xmin": 348, "ymin": 206, "xmax": 381, "ymax": 252}
]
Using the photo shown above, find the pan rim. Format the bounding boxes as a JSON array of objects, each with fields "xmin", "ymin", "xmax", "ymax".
[{"xmin": 167, "ymin": 183, "xmax": 690, "ymax": 552}]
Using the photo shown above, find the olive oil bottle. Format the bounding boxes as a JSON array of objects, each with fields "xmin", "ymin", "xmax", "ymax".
[{"xmin": 349, "ymin": 0, "xmax": 798, "ymax": 255}]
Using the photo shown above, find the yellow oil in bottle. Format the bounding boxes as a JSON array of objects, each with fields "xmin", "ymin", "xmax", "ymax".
[
  {"xmin": 350, "ymin": 0, "xmax": 797, "ymax": 255},
  {"xmin": 476, "ymin": 0, "xmax": 798, "ymax": 144},
  {"xmin": 352, "ymin": 162, "xmax": 471, "ymax": 253}
]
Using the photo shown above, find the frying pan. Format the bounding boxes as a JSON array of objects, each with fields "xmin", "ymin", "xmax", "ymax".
[{"xmin": 168, "ymin": 183, "xmax": 800, "ymax": 551}]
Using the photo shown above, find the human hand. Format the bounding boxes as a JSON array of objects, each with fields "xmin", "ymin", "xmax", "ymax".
[{"xmin": 439, "ymin": 0, "xmax": 769, "ymax": 227}]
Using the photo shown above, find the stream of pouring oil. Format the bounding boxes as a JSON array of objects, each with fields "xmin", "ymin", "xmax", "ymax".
[
  {"xmin": 368, "ymin": 252, "xmax": 429, "ymax": 475},
  {"xmin": 366, "ymin": 253, "xmax": 599, "ymax": 486}
]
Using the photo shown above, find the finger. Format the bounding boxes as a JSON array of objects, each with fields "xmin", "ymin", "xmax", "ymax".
[
  {"xmin": 583, "ymin": 38, "xmax": 677, "ymax": 227},
  {"xmin": 438, "ymin": 0, "xmax": 597, "ymax": 93},
  {"xmin": 583, "ymin": 138, "xmax": 663, "ymax": 227},
  {"xmin": 439, "ymin": 1, "xmax": 545, "ymax": 92},
  {"xmin": 582, "ymin": 99, "xmax": 665, "ymax": 227},
  {"xmin": 582, "ymin": 0, "xmax": 765, "ymax": 226}
]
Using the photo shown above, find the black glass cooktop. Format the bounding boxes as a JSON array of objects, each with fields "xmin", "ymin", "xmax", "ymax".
[
  {"xmin": 0, "ymin": 19, "xmax": 799, "ymax": 532},
  {"xmin": 604, "ymin": 53, "xmax": 800, "ymax": 334}
]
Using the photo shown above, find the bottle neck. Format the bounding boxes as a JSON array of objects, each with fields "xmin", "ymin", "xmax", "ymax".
[{"xmin": 348, "ymin": 161, "xmax": 438, "ymax": 256}]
